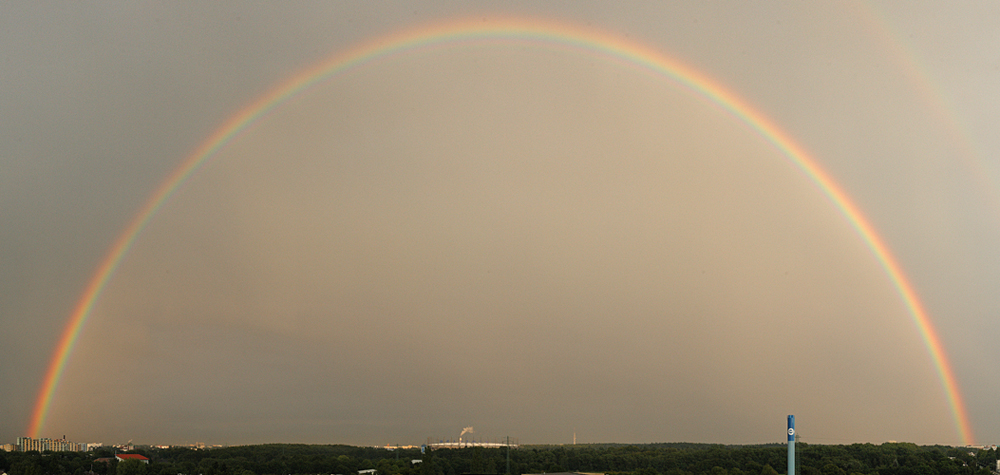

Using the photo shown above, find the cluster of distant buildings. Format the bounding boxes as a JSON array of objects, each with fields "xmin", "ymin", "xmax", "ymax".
[
  {"xmin": 5, "ymin": 437, "xmax": 91, "ymax": 452},
  {"xmin": 1, "ymin": 437, "xmax": 223, "ymax": 453}
]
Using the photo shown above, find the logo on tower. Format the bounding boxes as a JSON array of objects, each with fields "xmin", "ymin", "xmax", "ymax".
[{"xmin": 788, "ymin": 428, "xmax": 795, "ymax": 436}]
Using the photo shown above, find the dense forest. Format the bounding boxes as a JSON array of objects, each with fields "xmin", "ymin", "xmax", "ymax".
[{"xmin": 1, "ymin": 442, "xmax": 996, "ymax": 475}]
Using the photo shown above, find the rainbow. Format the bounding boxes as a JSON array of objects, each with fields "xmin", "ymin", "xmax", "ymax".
[
  {"xmin": 852, "ymin": 2, "xmax": 1000, "ymax": 218},
  {"xmin": 28, "ymin": 17, "xmax": 974, "ymax": 445}
]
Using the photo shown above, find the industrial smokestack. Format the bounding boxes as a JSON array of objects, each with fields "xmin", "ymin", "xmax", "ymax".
[
  {"xmin": 459, "ymin": 427, "xmax": 473, "ymax": 444},
  {"xmin": 787, "ymin": 415, "xmax": 795, "ymax": 475}
]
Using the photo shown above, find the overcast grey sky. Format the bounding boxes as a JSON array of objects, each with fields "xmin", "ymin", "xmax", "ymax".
[{"xmin": 3, "ymin": 2, "xmax": 1000, "ymax": 448}]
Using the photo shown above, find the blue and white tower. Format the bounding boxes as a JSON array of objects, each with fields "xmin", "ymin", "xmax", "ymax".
[{"xmin": 787, "ymin": 415, "xmax": 795, "ymax": 475}]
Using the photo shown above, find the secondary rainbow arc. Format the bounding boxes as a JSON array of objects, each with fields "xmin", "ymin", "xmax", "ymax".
[{"xmin": 28, "ymin": 17, "xmax": 974, "ymax": 445}]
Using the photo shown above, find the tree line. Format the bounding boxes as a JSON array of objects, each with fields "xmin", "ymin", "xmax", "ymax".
[{"xmin": 1, "ymin": 442, "xmax": 996, "ymax": 475}]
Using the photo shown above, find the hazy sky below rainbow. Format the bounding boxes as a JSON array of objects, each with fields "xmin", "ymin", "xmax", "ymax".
[{"xmin": 2, "ymin": 2, "xmax": 999, "ymax": 447}]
